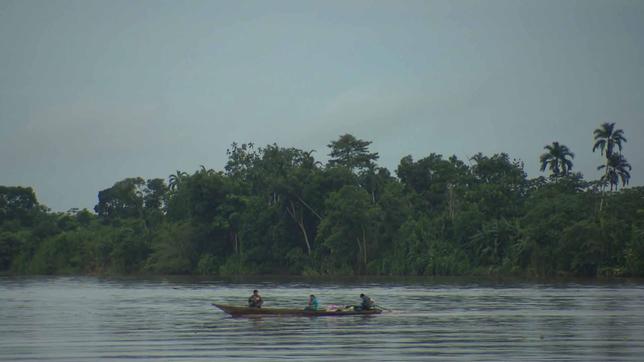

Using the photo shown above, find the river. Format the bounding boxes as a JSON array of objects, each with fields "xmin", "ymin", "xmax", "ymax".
[{"xmin": 1, "ymin": 276, "xmax": 643, "ymax": 361}]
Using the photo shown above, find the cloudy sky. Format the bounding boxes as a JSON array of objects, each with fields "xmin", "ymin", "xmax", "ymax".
[{"xmin": 1, "ymin": 0, "xmax": 643, "ymax": 211}]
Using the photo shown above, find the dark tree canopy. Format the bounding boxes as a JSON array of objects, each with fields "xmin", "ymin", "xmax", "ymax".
[
  {"xmin": 94, "ymin": 178, "xmax": 146, "ymax": 219},
  {"xmin": 1, "ymin": 127, "xmax": 642, "ymax": 278},
  {"xmin": 327, "ymin": 134, "xmax": 379, "ymax": 172},
  {"xmin": 0, "ymin": 186, "xmax": 40, "ymax": 225}
]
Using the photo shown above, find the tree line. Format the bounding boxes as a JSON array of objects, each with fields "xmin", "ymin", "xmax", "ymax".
[{"xmin": 1, "ymin": 123, "xmax": 642, "ymax": 277}]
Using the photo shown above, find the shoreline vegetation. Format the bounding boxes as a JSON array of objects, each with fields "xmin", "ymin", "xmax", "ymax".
[{"xmin": 1, "ymin": 126, "xmax": 643, "ymax": 278}]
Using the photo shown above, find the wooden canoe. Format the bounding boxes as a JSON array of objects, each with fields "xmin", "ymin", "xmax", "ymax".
[{"xmin": 212, "ymin": 303, "xmax": 382, "ymax": 317}]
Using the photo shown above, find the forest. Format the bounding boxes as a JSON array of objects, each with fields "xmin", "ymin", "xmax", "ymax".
[{"xmin": 1, "ymin": 122, "xmax": 642, "ymax": 277}]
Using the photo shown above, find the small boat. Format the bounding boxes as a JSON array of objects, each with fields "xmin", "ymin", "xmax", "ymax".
[{"xmin": 212, "ymin": 303, "xmax": 383, "ymax": 317}]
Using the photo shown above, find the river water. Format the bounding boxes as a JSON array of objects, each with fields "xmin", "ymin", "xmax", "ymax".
[{"xmin": 1, "ymin": 276, "xmax": 643, "ymax": 361}]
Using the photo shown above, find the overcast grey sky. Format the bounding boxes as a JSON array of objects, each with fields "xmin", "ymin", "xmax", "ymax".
[{"xmin": 1, "ymin": 0, "xmax": 643, "ymax": 211}]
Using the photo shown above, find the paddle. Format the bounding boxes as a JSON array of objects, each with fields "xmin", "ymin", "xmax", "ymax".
[{"xmin": 375, "ymin": 304, "xmax": 392, "ymax": 312}]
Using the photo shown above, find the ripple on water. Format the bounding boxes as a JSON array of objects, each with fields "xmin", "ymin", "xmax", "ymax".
[{"xmin": 1, "ymin": 277, "xmax": 644, "ymax": 361}]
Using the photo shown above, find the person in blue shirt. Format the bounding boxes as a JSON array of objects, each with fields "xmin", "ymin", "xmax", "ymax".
[{"xmin": 305, "ymin": 294, "xmax": 319, "ymax": 310}]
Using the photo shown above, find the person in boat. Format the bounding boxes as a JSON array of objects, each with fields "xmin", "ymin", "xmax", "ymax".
[
  {"xmin": 248, "ymin": 290, "xmax": 263, "ymax": 308},
  {"xmin": 304, "ymin": 294, "xmax": 319, "ymax": 311},
  {"xmin": 358, "ymin": 293, "xmax": 375, "ymax": 311}
]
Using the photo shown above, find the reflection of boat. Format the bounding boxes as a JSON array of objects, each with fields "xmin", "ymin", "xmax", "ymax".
[{"xmin": 212, "ymin": 303, "xmax": 383, "ymax": 317}]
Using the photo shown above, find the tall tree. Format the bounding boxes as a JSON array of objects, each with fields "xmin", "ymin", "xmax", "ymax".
[
  {"xmin": 316, "ymin": 185, "xmax": 381, "ymax": 273},
  {"xmin": 539, "ymin": 142, "xmax": 575, "ymax": 179},
  {"xmin": 397, "ymin": 153, "xmax": 471, "ymax": 218},
  {"xmin": 598, "ymin": 154, "xmax": 632, "ymax": 191},
  {"xmin": 168, "ymin": 171, "xmax": 188, "ymax": 191},
  {"xmin": 94, "ymin": 178, "xmax": 145, "ymax": 220},
  {"xmin": 0, "ymin": 186, "xmax": 40, "ymax": 225},
  {"xmin": 144, "ymin": 178, "xmax": 168, "ymax": 211},
  {"xmin": 258, "ymin": 145, "xmax": 323, "ymax": 256},
  {"xmin": 593, "ymin": 122, "xmax": 628, "ymax": 211},
  {"xmin": 593, "ymin": 122, "xmax": 627, "ymax": 159},
  {"xmin": 469, "ymin": 153, "xmax": 527, "ymax": 219},
  {"xmin": 327, "ymin": 134, "xmax": 379, "ymax": 173},
  {"xmin": 593, "ymin": 122, "xmax": 627, "ymax": 181},
  {"xmin": 224, "ymin": 142, "xmax": 259, "ymax": 181}
]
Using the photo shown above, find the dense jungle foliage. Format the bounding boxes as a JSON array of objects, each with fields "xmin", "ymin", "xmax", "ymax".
[{"xmin": 2, "ymin": 123, "xmax": 643, "ymax": 277}]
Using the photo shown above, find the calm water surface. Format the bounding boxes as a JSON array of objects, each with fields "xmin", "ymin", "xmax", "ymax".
[{"xmin": 1, "ymin": 276, "xmax": 643, "ymax": 361}]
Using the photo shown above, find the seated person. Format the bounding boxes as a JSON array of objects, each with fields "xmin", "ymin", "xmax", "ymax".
[
  {"xmin": 358, "ymin": 293, "xmax": 375, "ymax": 310},
  {"xmin": 305, "ymin": 294, "xmax": 319, "ymax": 311},
  {"xmin": 248, "ymin": 289, "xmax": 263, "ymax": 308}
]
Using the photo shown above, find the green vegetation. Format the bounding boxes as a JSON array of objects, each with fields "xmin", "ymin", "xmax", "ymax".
[{"xmin": 1, "ymin": 123, "xmax": 642, "ymax": 277}]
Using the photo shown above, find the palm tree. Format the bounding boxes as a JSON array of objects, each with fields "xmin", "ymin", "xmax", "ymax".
[
  {"xmin": 168, "ymin": 170, "xmax": 188, "ymax": 191},
  {"xmin": 597, "ymin": 153, "xmax": 631, "ymax": 191},
  {"xmin": 593, "ymin": 122, "xmax": 629, "ymax": 211},
  {"xmin": 539, "ymin": 142, "xmax": 575, "ymax": 179},
  {"xmin": 593, "ymin": 122, "xmax": 627, "ymax": 158}
]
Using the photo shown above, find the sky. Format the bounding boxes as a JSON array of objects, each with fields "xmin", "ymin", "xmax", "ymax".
[{"xmin": 1, "ymin": 0, "xmax": 643, "ymax": 212}]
